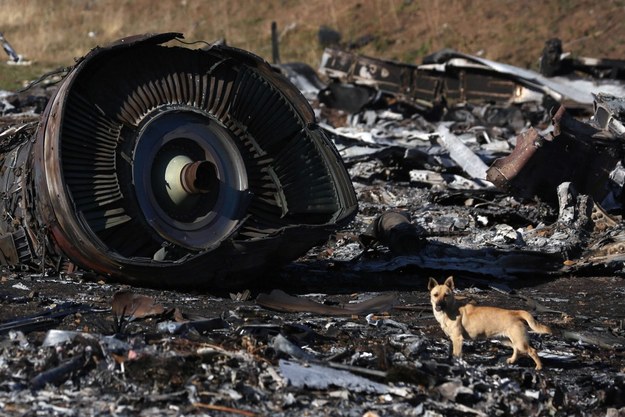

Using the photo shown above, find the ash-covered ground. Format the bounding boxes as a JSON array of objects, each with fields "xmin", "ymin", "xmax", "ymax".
[
  {"xmin": 2, "ymin": 52, "xmax": 625, "ymax": 416},
  {"xmin": 1, "ymin": 263, "xmax": 624, "ymax": 416}
]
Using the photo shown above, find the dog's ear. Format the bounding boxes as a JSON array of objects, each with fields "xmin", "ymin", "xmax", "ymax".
[
  {"xmin": 444, "ymin": 276, "xmax": 455, "ymax": 290},
  {"xmin": 427, "ymin": 277, "xmax": 438, "ymax": 290}
]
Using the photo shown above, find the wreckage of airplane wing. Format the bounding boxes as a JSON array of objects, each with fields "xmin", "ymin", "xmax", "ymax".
[
  {"xmin": 318, "ymin": 48, "xmax": 625, "ymax": 114},
  {"xmin": 0, "ymin": 33, "xmax": 358, "ymax": 288}
]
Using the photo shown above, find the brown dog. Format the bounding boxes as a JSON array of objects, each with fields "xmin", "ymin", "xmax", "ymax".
[{"xmin": 428, "ymin": 277, "xmax": 551, "ymax": 370}]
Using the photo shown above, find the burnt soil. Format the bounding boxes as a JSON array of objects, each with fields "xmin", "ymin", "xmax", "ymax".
[{"xmin": 1, "ymin": 258, "xmax": 624, "ymax": 416}]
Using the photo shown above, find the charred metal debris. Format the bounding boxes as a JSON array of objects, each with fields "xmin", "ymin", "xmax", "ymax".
[
  {"xmin": 280, "ymin": 46, "xmax": 625, "ymax": 283},
  {"xmin": 0, "ymin": 32, "xmax": 20, "ymax": 64},
  {"xmin": 2, "ymin": 32, "xmax": 625, "ymax": 417},
  {"xmin": 0, "ymin": 33, "xmax": 357, "ymax": 289},
  {"xmin": 0, "ymin": 277, "xmax": 624, "ymax": 416},
  {"xmin": 316, "ymin": 47, "xmax": 625, "ymax": 115},
  {"xmin": 2, "ymin": 33, "xmax": 625, "ymax": 285},
  {"xmin": 540, "ymin": 38, "xmax": 625, "ymax": 80}
]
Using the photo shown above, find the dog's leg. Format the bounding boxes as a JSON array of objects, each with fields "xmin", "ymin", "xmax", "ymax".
[
  {"xmin": 506, "ymin": 344, "xmax": 519, "ymax": 365},
  {"xmin": 506, "ymin": 327, "xmax": 524, "ymax": 366},
  {"xmin": 508, "ymin": 327, "xmax": 543, "ymax": 370},
  {"xmin": 526, "ymin": 346, "xmax": 543, "ymax": 370},
  {"xmin": 451, "ymin": 334, "xmax": 463, "ymax": 357}
]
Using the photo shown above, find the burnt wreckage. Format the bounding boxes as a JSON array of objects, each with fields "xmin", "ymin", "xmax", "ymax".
[
  {"xmin": 317, "ymin": 47, "xmax": 625, "ymax": 114},
  {"xmin": 3, "ymin": 35, "xmax": 625, "ymax": 417},
  {"xmin": 3, "ymin": 34, "xmax": 625, "ymax": 289},
  {"xmin": 0, "ymin": 33, "xmax": 357, "ymax": 288},
  {"xmin": 308, "ymin": 46, "xmax": 625, "ymax": 280}
]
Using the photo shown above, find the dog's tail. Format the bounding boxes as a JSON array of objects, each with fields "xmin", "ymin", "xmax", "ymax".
[{"xmin": 517, "ymin": 311, "xmax": 552, "ymax": 334}]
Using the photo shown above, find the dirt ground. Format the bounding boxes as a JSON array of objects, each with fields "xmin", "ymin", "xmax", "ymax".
[{"xmin": 1, "ymin": 253, "xmax": 624, "ymax": 416}]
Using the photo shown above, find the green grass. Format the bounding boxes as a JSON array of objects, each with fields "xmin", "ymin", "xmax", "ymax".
[{"xmin": 0, "ymin": 62, "xmax": 57, "ymax": 92}]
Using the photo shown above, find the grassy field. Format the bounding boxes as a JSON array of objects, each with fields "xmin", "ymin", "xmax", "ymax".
[{"xmin": 1, "ymin": 0, "xmax": 625, "ymax": 90}]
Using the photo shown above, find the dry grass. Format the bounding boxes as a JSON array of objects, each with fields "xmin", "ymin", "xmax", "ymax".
[{"xmin": 1, "ymin": 0, "xmax": 625, "ymax": 90}]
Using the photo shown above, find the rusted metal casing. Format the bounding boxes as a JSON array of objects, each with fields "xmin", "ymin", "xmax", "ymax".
[
  {"xmin": 487, "ymin": 106, "xmax": 624, "ymax": 204},
  {"xmin": 0, "ymin": 33, "xmax": 358, "ymax": 288}
]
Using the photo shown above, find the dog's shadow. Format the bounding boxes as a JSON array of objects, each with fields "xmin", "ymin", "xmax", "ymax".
[{"xmin": 437, "ymin": 340, "xmax": 586, "ymax": 372}]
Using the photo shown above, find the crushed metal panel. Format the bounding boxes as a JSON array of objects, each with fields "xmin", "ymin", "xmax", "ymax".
[
  {"xmin": 430, "ymin": 50, "xmax": 625, "ymax": 111},
  {"xmin": 0, "ymin": 32, "xmax": 20, "ymax": 63},
  {"xmin": 459, "ymin": 71, "xmax": 517, "ymax": 102},
  {"xmin": 570, "ymin": 56, "xmax": 625, "ymax": 80},
  {"xmin": 540, "ymin": 38, "xmax": 625, "ymax": 80},
  {"xmin": 319, "ymin": 48, "xmax": 436, "ymax": 109},
  {"xmin": 411, "ymin": 70, "xmax": 445, "ymax": 104},
  {"xmin": 0, "ymin": 233, "xmax": 18, "ymax": 265},
  {"xmin": 592, "ymin": 93, "xmax": 625, "ymax": 137},
  {"xmin": 0, "ymin": 126, "xmax": 37, "ymax": 269},
  {"xmin": 273, "ymin": 62, "xmax": 328, "ymax": 101},
  {"xmin": 2, "ymin": 227, "xmax": 32, "ymax": 265},
  {"xmin": 487, "ymin": 105, "xmax": 624, "ymax": 205},
  {"xmin": 0, "ymin": 33, "xmax": 358, "ymax": 289},
  {"xmin": 319, "ymin": 48, "xmax": 528, "ymax": 110}
]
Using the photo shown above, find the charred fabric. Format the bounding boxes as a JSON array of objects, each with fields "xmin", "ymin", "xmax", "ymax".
[{"xmin": 0, "ymin": 33, "xmax": 357, "ymax": 288}]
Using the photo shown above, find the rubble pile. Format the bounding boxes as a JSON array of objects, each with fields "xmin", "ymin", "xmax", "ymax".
[
  {"xmin": 0, "ymin": 279, "xmax": 624, "ymax": 416},
  {"xmin": 1, "ymin": 35, "xmax": 625, "ymax": 416}
]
